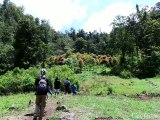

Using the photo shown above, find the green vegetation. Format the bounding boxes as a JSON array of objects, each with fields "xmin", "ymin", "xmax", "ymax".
[
  {"xmin": 1, "ymin": 92, "xmax": 160, "ymax": 120},
  {"xmin": 50, "ymin": 95, "xmax": 160, "ymax": 120},
  {"xmin": 0, "ymin": 93, "xmax": 34, "ymax": 117},
  {"xmin": 79, "ymin": 71, "xmax": 160, "ymax": 96},
  {"xmin": 0, "ymin": 68, "xmax": 160, "ymax": 119},
  {"xmin": 0, "ymin": 0, "xmax": 159, "ymax": 78},
  {"xmin": 0, "ymin": 0, "xmax": 160, "ymax": 119},
  {"xmin": 0, "ymin": 65, "xmax": 78, "ymax": 95}
]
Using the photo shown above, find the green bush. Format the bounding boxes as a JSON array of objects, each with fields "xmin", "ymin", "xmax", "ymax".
[
  {"xmin": 47, "ymin": 65, "xmax": 79, "ymax": 91},
  {"xmin": 120, "ymin": 70, "xmax": 131, "ymax": 79},
  {"xmin": 0, "ymin": 65, "xmax": 79, "ymax": 95},
  {"xmin": 137, "ymin": 52, "xmax": 160, "ymax": 78},
  {"xmin": 107, "ymin": 86, "xmax": 113, "ymax": 95},
  {"xmin": 110, "ymin": 65, "xmax": 123, "ymax": 76}
]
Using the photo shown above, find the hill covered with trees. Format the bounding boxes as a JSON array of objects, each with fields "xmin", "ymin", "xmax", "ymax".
[{"xmin": 0, "ymin": 0, "xmax": 160, "ymax": 78}]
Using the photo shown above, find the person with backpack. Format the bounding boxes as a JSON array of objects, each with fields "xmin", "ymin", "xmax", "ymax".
[
  {"xmin": 33, "ymin": 68, "xmax": 52, "ymax": 120},
  {"xmin": 54, "ymin": 76, "xmax": 61, "ymax": 95},
  {"xmin": 64, "ymin": 78, "xmax": 71, "ymax": 94},
  {"xmin": 71, "ymin": 84, "xmax": 77, "ymax": 95}
]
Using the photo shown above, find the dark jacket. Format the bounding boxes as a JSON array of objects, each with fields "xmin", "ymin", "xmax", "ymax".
[{"xmin": 54, "ymin": 79, "xmax": 61, "ymax": 89}]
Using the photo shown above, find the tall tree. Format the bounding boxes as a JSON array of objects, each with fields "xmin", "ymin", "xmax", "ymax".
[
  {"xmin": 14, "ymin": 15, "xmax": 42, "ymax": 68},
  {"xmin": 74, "ymin": 37, "xmax": 87, "ymax": 53}
]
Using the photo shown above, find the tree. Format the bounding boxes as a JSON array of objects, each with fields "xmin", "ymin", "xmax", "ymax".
[
  {"xmin": 74, "ymin": 37, "xmax": 87, "ymax": 53},
  {"xmin": 14, "ymin": 15, "xmax": 42, "ymax": 68},
  {"xmin": 0, "ymin": 2, "xmax": 24, "ymax": 73},
  {"xmin": 156, "ymin": 2, "xmax": 160, "ymax": 9},
  {"xmin": 2, "ymin": 0, "xmax": 9, "ymax": 8},
  {"xmin": 67, "ymin": 27, "xmax": 77, "ymax": 41},
  {"xmin": 111, "ymin": 15, "xmax": 135, "ymax": 64},
  {"xmin": 53, "ymin": 33, "xmax": 74, "ymax": 55},
  {"xmin": 77, "ymin": 29, "xmax": 86, "ymax": 39}
]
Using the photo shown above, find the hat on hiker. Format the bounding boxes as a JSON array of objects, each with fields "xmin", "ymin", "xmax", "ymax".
[{"xmin": 41, "ymin": 68, "xmax": 46, "ymax": 75}]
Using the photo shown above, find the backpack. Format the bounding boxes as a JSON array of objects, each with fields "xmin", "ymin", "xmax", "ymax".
[
  {"xmin": 64, "ymin": 80, "xmax": 70, "ymax": 86},
  {"xmin": 37, "ymin": 78, "xmax": 48, "ymax": 94}
]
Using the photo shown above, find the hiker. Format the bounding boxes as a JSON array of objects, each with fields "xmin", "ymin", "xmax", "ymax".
[
  {"xmin": 54, "ymin": 76, "xmax": 61, "ymax": 95},
  {"xmin": 64, "ymin": 78, "xmax": 71, "ymax": 94},
  {"xmin": 71, "ymin": 84, "xmax": 77, "ymax": 95},
  {"xmin": 33, "ymin": 68, "xmax": 52, "ymax": 120}
]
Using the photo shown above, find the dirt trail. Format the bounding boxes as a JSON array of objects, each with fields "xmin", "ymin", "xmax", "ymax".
[{"xmin": 3, "ymin": 97, "xmax": 57, "ymax": 120}]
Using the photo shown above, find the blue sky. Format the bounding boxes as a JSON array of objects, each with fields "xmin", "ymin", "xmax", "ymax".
[{"xmin": 0, "ymin": 0, "xmax": 159, "ymax": 33}]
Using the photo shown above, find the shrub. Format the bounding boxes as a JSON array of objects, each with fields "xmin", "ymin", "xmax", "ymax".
[
  {"xmin": 110, "ymin": 65, "xmax": 123, "ymax": 76},
  {"xmin": 0, "ymin": 65, "xmax": 79, "ymax": 95},
  {"xmin": 120, "ymin": 70, "xmax": 132, "ymax": 79},
  {"xmin": 107, "ymin": 86, "xmax": 113, "ymax": 95},
  {"xmin": 137, "ymin": 51, "xmax": 160, "ymax": 78}
]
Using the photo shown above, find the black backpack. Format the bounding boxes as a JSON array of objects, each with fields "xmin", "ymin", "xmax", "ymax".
[{"xmin": 37, "ymin": 78, "xmax": 48, "ymax": 94}]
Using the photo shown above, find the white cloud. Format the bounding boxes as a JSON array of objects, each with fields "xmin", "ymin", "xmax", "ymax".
[
  {"xmin": 9, "ymin": 0, "xmax": 87, "ymax": 31},
  {"xmin": 93, "ymin": 0, "xmax": 99, "ymax": 6},
  {"xmin": 0, "ymin": 0, "xmax": 150, "ymax": 33},
  {"xmin": 82, "ymin": 2, "xmax": 135, "ymax": 33}
]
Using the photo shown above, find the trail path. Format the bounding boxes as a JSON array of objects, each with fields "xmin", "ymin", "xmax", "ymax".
[{"xmin": 3, "ymin": 97, "xmax": 57, "ymax": 120}]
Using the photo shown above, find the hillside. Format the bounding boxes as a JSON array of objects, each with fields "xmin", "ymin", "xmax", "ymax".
[{"xmin": 1, "ymin": 71, "xmax": 160, "ymax": 120}]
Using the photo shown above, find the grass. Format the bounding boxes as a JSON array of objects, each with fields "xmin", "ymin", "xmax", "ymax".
[
  {"xmin": 1, "ymin": 92, "xmax": 160, "ymax": 120},
  {"xmin": 0, "ymin": 68, "xmax": 160, "ymax": 120},
  {"xmin": 80, "ymin": 75, "xmax": 160, "ymax": 95},
  {"xmin": 0, "ymin": 92, "xmax": 35, "ymax": 118},
  {"xmin": 50, "ymin": 95, "xmax": 160, "ymax": 120}
]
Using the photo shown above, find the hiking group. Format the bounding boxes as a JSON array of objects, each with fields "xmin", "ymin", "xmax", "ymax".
[{"xmin": 33, "ymin": 68, "xmax": 77, "ymax": 120}]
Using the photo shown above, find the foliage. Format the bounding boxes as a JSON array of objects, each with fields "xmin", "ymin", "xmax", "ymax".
[
  {"xmin": 0, "ymin": 0, "xmax": 160, "ymax": 78},
  {"xmin": 137, "ymin": 47, "xmax": 160, "ymax": 78},
  {"xmin": 120, "ymin": 70, "xmax": 132, "ymax": 79},
  {"xmin": 0, "ymin": 69, "xmax": 160, "ymax": 119},
  {"xmin": 0, "ymin": 65, "xmax": 78, "ymax": 95},
  {"xmin": 0, "ymin": 44, "xmax": 14, "ymax": 74},
  {"xmin": 110, "ymin": 65, "xmax": 123, "ymax": 76},
  {"xmin": 47, "ymin": 65, "xmax": 79, "ymax": 91},
  {"xmin": 47, "ymin": 53, "xmax": 116, "ymax": 71}
]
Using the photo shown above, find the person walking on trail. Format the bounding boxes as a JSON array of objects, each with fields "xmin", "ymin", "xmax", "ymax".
[
  {"xmin": 71, "ymin": 84, "xmax": 77, "ymax": 95},
  {"xmin": 33, "ymin": 68, "xmax": 52, "ymax": 120},
  {"xmin": 64, "ymin": 78, "xmax": 71, "ymax": 94},
  {"xmin": 54, "ymin": 77, "xmax": 61, "ymax": 95}
]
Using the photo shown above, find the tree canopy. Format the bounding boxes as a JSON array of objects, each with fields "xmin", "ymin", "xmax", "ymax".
[{"xmin": 0, "ymin": 1, "xmax": 160, "ymax": 78}]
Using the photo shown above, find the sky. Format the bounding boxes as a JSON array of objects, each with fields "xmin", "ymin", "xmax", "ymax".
[{"xmin": 0, "ymin": 0, "xmax": 159, "ymax": 33}]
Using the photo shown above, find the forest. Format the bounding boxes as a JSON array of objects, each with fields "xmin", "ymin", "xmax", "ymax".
[{"xmin": 0, "ymin": 0, "xmax": 160, "ymax": 79}]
